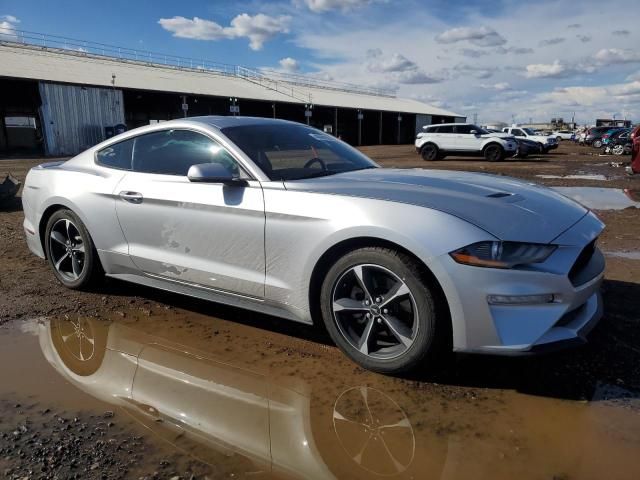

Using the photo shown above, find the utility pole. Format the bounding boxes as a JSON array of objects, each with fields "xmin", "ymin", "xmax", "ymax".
[
  {"xmin": 397, "ymin": 113, "xmax": 402, "ymax": 144},
  {"xmin": 357, "ymin": 110, "xmax": 363, "ymax": 146},
  {"xmin": 272, "ymin": 103, "xmax": 276, "ymax": 119},
  {"xmin": 473, "ymin": 112, "xmax": 478, "ymax": 125}
]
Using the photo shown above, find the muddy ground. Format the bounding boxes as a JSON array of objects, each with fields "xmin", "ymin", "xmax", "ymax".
[{"xmin": 1, "ymin": 141, "xmax": 639, "ymax": 479}]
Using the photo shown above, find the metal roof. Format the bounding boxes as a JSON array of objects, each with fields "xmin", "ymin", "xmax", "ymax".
[{"xmin": 0, "ymin": 38, "xmax": 462, "ymax": 118}]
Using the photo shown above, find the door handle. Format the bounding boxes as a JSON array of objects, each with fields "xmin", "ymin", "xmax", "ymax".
[{"xmin": 119, "ymin": 191, "xmax": 143, "ymax": 204}]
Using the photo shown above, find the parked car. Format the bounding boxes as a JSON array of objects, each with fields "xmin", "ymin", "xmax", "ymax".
[
  {"xmin": 501, "ymin": 127, "xmax": 558, "ymax": 153},
  {"xmin": 585, "ymin": 126, "xmax": 614, "ymax": 147},
  {"xmin": 514, "ymin": 137, "xmax": 543, "ymax": 158},
  {"xmin": 22, "ymin": 116, "xmax": 605, "ymax": 374},
  {"xmin": 601, "ymin": 128, "xmax": 624, "ymax": 146},
  {"xmin": 552, "ymin": 130, "xmax": 575, "ymax": 141},
  {"xmin": 604, "ymin": 129, "xmax": 632, "ymax": 155},
  {"xmin": 416, "ymin": 123, "xmax": 518, "ymax": 161}
]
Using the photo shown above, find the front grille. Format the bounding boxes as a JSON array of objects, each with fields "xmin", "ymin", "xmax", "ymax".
[{"xmin": 569, "ymin": 239, "xmax": 597, "ymax": 286}]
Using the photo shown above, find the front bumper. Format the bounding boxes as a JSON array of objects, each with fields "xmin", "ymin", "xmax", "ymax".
[
  {"xmin": 431, "ymin": 212, "xmax": 605, "ymax": 355},
  {"xmin": 545, "ymin": 143, "xmax": 558, "ymax": 151}
]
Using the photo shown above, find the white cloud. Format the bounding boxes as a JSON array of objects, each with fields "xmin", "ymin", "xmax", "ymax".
[
  {"xmin": 435, "ymin": 26, "xmax": 506, "ymax": 47},
  {"xmin": 481, "ymin": 82, "xmax": 511, "ymax": 91},
  {"xmin": 229, "ymin": 13, "xmax": 291, "ymax": 50},
  {"xmin": 300, "ymin": 0, "xmax": 378, "ymax": 13},
  {"xmin": 159, "ymin": 13, "xmax": 291, "ymax": 50},
  {"xmin": 452, "ymin": 63, "xmax": 494, "ymax": 79},
  {"xmin": 524, "ymin": 60, "xmax": 594, "ymax": 79},
  {"xmin": 367, "ymin": 52, "xmax": 416, "ymax": 73},
  {"xmin": 593, "ymin": 48, "xmax": 640, "ymax": 66},
  {"xmin": 0, "ymin": 14, "xmax": 19, "ymax": 40},
  {"xmin": 393, "ymin": 69, "xmax": 446, "ymax": 84},
  {"xmin": 158, "ymin": 16, "xmax": 227, "ymax": 40},
  {"xmin": 279, "ymin": 57, "xmax": 300, "ymax": 72}
]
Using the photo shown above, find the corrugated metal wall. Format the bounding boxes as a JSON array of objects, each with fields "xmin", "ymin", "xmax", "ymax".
[
  {"xmin": 415, "ymin": 114, "xmax": 432, "ymax": 135},
  {"xmin": 39, "ymin": 82, "xmax": 125, "ymax": 156}
]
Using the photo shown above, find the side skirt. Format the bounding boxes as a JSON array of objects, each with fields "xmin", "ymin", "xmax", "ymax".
[{"xmin": 105, "ymin": 272, "xmax": 311, "ymax": 325}]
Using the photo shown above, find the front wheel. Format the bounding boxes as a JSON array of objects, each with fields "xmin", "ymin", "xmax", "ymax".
[
  {"xmin": 44, "ymin": 209, "xmax": 103, "ymax": 289},
  {"xmin": 612, "ymin": 144, "xmax": 625, "ymax": 156},
  {"xmin": 420, "ymin": 144, "xmax": 439, "ymax": 161},
  {"xmin": 484, "ymin": 144, "xmax": 504, "ymax": 162},
  {"xmin": 320, "ymin": 247, "xmax": 446, "ymax": 373},
  {"xmin": 593, "ymin": 139, "xmax": 602, "ymax": 149}
]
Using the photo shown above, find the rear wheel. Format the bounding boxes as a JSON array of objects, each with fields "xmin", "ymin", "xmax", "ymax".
[
  {"xmin": 612, "ymin": 144, "xmax": 625, "ymax": 156},
  {"xmin": 320, "ymin": 247, "xmax": 445, "ymax": 373},
  {"xmin": 484, "ymin": 144, "xmax": 504, "ymax": 162},
  {"xmin": 593, "ymin": 139, "xmax": 602, "ymax": 149},
  {"xmin": 420, "ymin": 144, "xmax": 439, "ymax": 161},
  {"xmin": 556, "ymin": 136, "xmax": 562, "ymax": 142},
  {"xmin": 44, "ymin": 209, "xmax": 103, "ymax": 289}
]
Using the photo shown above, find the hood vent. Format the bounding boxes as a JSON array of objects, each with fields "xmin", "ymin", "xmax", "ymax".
[{"xmin": 486, "ymin": 192, "xmax": 513, "ymax": 198}]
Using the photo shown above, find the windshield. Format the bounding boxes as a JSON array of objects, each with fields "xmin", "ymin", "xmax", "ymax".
[
  {"xmin": 522, "ymin": 128, "xmax": 537, "ymax": 135},
  {"xmin": 469, "ymin": 125, "xmax": 490, "ymax": 134},
  {"xmin": 221, "ymin": 123, "xmax": 378, "ymax": 181}
]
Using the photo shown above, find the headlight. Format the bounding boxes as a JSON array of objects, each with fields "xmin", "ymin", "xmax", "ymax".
[{"xmin": 450, "ymin": 241, "xmax": 556, "ymax": 268}]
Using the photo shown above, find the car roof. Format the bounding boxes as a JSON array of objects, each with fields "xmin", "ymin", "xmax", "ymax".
[
  {"xmin": 185, "ymin": 115, "xmax": 302, "ymax": 129},
  {"xmin": 425, "ymin": 123, "xmax": 473, "ymax": 127}
]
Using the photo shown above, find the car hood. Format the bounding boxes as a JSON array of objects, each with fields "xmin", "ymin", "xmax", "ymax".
[
  {"xmin": 285, "ymin": 169, "xmax": 588, "ymax": 243},
  {"xmin": 483, "ymin": 132, "xmax": 513, "ymax": 139}
]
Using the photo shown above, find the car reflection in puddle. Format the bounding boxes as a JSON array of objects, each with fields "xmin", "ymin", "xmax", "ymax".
[{"xmin": 15, "ymin": 315, "xmax": 640, "ymax": 479}]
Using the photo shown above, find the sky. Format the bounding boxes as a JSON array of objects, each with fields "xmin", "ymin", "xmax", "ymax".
[{"xmin": 1, "ymin": 0, "xmax": 639, "ymax": 125}]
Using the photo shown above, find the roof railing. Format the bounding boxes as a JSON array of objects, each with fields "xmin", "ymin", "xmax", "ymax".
[{"xmin": 0, "ymin": 27, "xmax": 396, "ymax": 98}]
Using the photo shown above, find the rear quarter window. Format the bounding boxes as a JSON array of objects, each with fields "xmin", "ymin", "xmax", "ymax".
[{"xmin": 96, "ymin": 139, "xmax": 134, "ymax": 170}]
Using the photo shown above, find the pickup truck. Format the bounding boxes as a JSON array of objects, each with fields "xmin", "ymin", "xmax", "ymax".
[{"xmin": 502, "ymin": 127, "xmax": 558, "ymax": 153}]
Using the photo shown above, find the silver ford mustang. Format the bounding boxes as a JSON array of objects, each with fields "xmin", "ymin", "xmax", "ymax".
[{"xmin": 22, "ymin": 116, "xmax": 605, "ymax": 373}]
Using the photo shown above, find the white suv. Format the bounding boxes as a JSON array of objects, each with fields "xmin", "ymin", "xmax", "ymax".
[
  {"xmin": 415, "ymin": 123, "xmax": 517, "ymax": 161},
  {"xmin": 501, "ymin": 127, "xmax": 558, "ymax": 153}
]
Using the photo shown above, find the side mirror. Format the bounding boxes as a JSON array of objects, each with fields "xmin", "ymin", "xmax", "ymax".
[
  {"xmin": 187, "ymin": 163, "xmax": 247, "ymax": 186},
  {"xmin": 470, "ymin": 130, "xmax": 478, "ymax": 135}
]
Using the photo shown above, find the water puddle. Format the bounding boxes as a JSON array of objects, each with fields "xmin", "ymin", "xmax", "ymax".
[
  {"xmin": 538, "ymin": 174, "xmax": 608, "ymax": 181},
  {"xmin": 604, "ymin": 251, "xmax": 640, "ymax": 260},
  {"xmin": 1, "ymin": 312, "xmax": 640, "ymax": 479},
  {"xmin": 553, "ymin": 187, "xmax": 640, "ymax": 210}
]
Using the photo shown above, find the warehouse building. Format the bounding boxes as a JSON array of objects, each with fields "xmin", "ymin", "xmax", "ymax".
[{"xmin": 0, "ymin": 32, "xmax": 464, "ymax": 156}]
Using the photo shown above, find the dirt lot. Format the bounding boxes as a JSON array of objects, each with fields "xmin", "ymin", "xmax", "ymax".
[{"xmin": 1, "ymin": 141, "xmax": 639, "ymax": 479}]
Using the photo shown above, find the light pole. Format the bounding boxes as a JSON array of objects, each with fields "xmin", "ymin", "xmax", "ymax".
[
  {"xmin": 181, "ymin": 95, "xmax": 188, "ymax": 118},
  {"xmin": 229, "ymin": 97, "xmax": 239, "ymax": 116},
  {"xmin": 397, "ymin": 114, "xmax": 402, "ymax": 144},
  {"xmin": 357, "ymin": 110, "xmax": 363, "ymax": 146},
  {"xmin": 305, "ymin": 104, "xmax": 313, "ymax": 125}
]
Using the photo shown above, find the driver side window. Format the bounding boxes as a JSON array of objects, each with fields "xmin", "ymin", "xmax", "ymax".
[
  {"xmin": 131, "ymin": 129, "xmax": 242, "ymax": 177},
  {"xmin": 512, "ymin": 129, "xmax": 524, "ymax": 137}
]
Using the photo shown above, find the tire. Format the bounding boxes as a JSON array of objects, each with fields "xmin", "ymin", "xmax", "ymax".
[
  {"xmin": 420, "ymin": 143, "xmax": 439, "ymax": 161},
  {"xmin": 612, "ymin": 145, "xmax": 625, "ymax": 156},
  {"xmin": 44, "ymin": 209, "xmax": 103, "ymax": 289},
  {"xmin": 593, "ymin": 139, "xmax": 602, "ymax": 149},
  {"xmin": 483, "ymin": 144, "xmax": 504, "ymax": 162},
  {"xmin": 556, "ymin": 136, "xmax": 562, "ymax": 143},
  {"xmin": 319, "ymin": 247, "xmax": 446, "ymax": 374}
]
